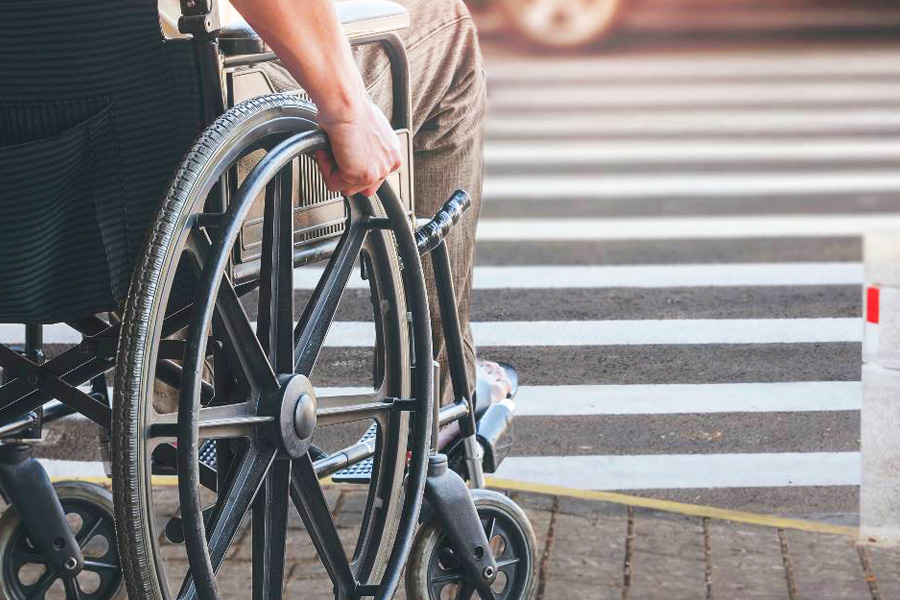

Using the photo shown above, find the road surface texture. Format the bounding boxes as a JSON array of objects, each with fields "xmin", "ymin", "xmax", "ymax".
[{"xmin": 464, "ymin": 26, "xmax": 900, "ymax": 518}]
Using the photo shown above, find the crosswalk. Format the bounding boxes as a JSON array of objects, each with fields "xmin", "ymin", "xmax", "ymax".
[
  {"xmin": 476, "ymin": 40, "xmax": 900, "ymax": 512},
  {"xmin": 6, "ymin": 40, "xmax": 900, "ymax": 515}
]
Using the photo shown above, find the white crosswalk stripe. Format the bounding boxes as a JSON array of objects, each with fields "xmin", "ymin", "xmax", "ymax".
[
  {"xmin": 487, "ymin": 50, "xmax": 900, "ymax": 81},
  {"xmin": 484, "ymin": 172, "xmax": 900, "ymax": 200},
  {"xmin": 511, "ymin": 382, "xmax": 862, "ymax": 416},
  {"xmin": 489, "ymin": 82, "xmax": 900, "ymax": 109},
  {"xmin": 486, "ymin": 139, "xmax": 900, "ymax": 165},
  {"xmin": 495, "ymin": 453, "xmax": 862, "ymax": 491},
  {"xmin": 295, "ymin": 263, "xmax": 863, "ymax": 289},
  {"xmin": 487, "ymin": 110, "xmax": 900, "ymax": 137},
  {"xmin": 477, "ymin": 214, "xmax": 900, "ymax": 241},
  {"xmin": 0, "ymin": 318, "xmax": 863, "ymax": 347}
]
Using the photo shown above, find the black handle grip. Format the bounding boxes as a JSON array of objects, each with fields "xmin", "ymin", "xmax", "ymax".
[{"xmin": 415, "ymin": 190, "xmax": 472, "ymax": 254}]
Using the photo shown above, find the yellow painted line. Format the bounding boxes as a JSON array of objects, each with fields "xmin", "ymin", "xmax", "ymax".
[
  {"xmin": 48, "ymin": 474, "xmax": 855, "ymax": 538},
  {"xmin": 486, "ymin": 477, "xmax": 859, "ymax": 538},
  {"xmin": 49, "ymin": 475, "xmax": 336, "ymax": 486}
]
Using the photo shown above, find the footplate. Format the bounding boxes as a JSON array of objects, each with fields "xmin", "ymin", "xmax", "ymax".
[
  {"xmin": 331, "ymin": 422, "xmax": 378, "ymax": 484},
  {"xmin": 199, "ymin": 439, "xmax": 217, "ymax": 470}
]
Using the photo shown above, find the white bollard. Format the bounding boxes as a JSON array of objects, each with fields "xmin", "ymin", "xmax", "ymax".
[{"xmin": 861, "ymin": 232, "xmax": 900, "ymax": 545}]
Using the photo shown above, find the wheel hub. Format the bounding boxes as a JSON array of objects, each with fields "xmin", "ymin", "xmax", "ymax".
[{"xmin": 276, "ymin": 374, "xmax": 317, "ymax": 458}]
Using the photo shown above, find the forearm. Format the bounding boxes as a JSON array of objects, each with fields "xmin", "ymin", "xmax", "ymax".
[{"xmin": 229, "ymin": 0, "xmax": 366, "ymax": 123}]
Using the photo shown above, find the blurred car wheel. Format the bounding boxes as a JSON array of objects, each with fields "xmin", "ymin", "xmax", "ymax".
[{"xmin": 498, "ymin": 0, "xmax": 623, "ymax": 49}]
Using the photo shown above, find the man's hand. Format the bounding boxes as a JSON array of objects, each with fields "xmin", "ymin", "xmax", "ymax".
[
  {"xmin": 316, "ymin": 100, "xmax": 403, "ymax": 198},
  {"xmin": 228, "ymin": 0, "xmax": 402, "ymax": 198}
]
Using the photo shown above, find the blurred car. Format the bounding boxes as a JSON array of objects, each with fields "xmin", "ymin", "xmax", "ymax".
[{"xmin": 477, "ymin": 0, "xmax": 624, "ymax": 49}]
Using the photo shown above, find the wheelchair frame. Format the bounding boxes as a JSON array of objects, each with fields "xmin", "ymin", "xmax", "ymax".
[{"xmin": 0, "ymin": 2, "xmax": 520, "ymax": 598}]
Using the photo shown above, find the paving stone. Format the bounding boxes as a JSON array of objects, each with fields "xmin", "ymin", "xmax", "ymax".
[
  {"xmin": 629, "ymin": 508, "xmax": 706, "ymax": 600},
  {"xmin": 337, "ymin": 488, "xmax": 369, "ymax": 513},
  {"xmin": 508, "ymin": 490, "xmax": 555, "ymax": 512},
  {"xmin": 864, "ymin": 543, "xmax": 900, "ymax": 599},
  {"xmin": 524, "ymin": 503, "xmax": 553, "ymax": 557},
  {"xmin": 543, "ymin": 578, "xmax": 618, "ymax": 600},
  {"xmin": 785, "ymin": 530, "xmax": 870, "ymax": 600},
  {"xmin": 709, "ymin": 521, "xmax": 789, "ymax": 600},
  {"xmin": 557, "ymin": 495, "xmax": 627, "ymax": 519},
  {"xmin": 283, "ymin": 570, "xmax": 334, "ymax": 599},
  {"xmin": 334, "ymin": 489, "xmax": 369, "ymax": 529},
  {"xmin": 285, "ymin": 557, "xmax": 330, "ymax": 580},
  {"xmin": 3, "ymin": 481, "xmax": 884, "ymax": 600},
  {"xmin": 544, "ymin": 511, "xmax": 626, "ymax": 600}
]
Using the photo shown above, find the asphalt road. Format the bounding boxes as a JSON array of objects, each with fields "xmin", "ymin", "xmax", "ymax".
[{"xmin": 466, "ymin": 33, "xmax": 900, "ymax": 519}]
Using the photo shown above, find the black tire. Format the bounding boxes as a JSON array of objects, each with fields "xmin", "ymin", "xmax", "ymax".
[
  {"xmin": 498, "ymin": 0, "xmax": 623, "ymax": 50},
  {"xmin": 0, "ymin": 481, "xmax": 124, "ymax": 600},
  {"xmin": 405, "ymin": 490, "xmax": 537, "ymax": 600},
  {"xmin": 113, "ymin": 94, "xmax": 433, "ymax": 600}
]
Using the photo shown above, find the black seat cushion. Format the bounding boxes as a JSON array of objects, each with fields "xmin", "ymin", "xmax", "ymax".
[{"xmin": 0, "ymin": 0, "xmax": 203, "ymax": 323}]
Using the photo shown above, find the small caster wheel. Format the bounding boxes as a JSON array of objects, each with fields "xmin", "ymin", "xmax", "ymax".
[
  {"xmin": 406, "ymin": 489, "xmax": 537, "ymax": 600},
  {"xmin": 0, "ymin": 482, "xmax": 124, "ymax": 600}
]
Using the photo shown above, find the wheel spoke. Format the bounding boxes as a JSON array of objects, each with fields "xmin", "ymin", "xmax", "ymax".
[
  {"xmin": 476, "ymin": 585, "xmax": 498, "ymax": 600},
  {"xmin": 289, "ymin": 453, "xmax": 356, "ymax": 595},
  {"xmin": 25, "ymin": 571, "xmax": 54, "ymax": 600},
  {"xmin": 316, "ymin": 391, "xmax": 392, "ymax": 427},
  {"xmin": 485, "ymin": 516, "xmax": 497, "ymax": 543},
  {"xmin": 432, "ymin": 571, "xmax": 464, "ymax": 584},
  {"xmin": 63, "ymin": 577, "xmax": 82, "ymax": 600},
  {"xmin": 186, "ymin": 232, "xmax": 278, "ymax": 394},
  {"xmin": 252, "ymin": 460, "xmax": 291, "ymax": 600},
  {"xmin": 455, "ymin": 582, "xmax": 475, "ymax": 600},
  {"xmin": 179, "ymin": 444, "xmax": 276, "ymax": 600},
  {"xmin": 149, "ymin": 401, "xmax": 271, "ymax": 439},
  {"xmin": 82, "ymin": 560, "xmax": 120, "ymax": 572},
  {"xmin": 257, "ymin": 166, "xmax": 295, "ymax": 373},
  {"xmin": 215, "ymin": 278, "xmax": 279, "ymax": 394},
  {"xmin": 496, "ymin": 557, "xmax": 521, "ymax": 570},
  {"xmin": 74, "ymin": 515, "xmax": 103, "ymax": 547},
  {"xmin": 293, "ymin": 210, "xmax": 366, "ymax": 376}
]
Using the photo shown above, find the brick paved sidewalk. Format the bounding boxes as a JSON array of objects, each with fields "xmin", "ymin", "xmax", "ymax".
[
  {"xmin": 508, "ymin": 489, "xmax": 899, "ymax": 600},
  {"xmin": 5, "ymin": 481, "xmax": 900, "ymax": 599}
]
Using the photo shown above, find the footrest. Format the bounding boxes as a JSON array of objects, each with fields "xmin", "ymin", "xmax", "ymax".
[
  {"xmin": 332, "ymin": 423, "xmax": 378, "ymax": 484},
  {"xmin": 199, "ymin": 439, "xmax": 217, "ymax": 470}
]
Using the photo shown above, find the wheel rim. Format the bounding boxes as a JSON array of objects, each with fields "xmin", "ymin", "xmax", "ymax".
[
  {"xmin": 513, "ymin": 0, "xmax": 619, "ymax": 46},
  {"xmin": 121, "ymin": 101, "xmax": 433, "ymax": 600},
  {"xmin": 1, "ymin": 493, "xmax": 122, "ymax": 600},
  {"xmin": 427, "ymin": 507, "xmax": 531, "ymax": 600}
]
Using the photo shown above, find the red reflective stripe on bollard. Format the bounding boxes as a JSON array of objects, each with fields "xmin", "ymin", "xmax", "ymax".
[{"xmin": 867, "ymin": 286, "xmax": 880, "ymax": 324}]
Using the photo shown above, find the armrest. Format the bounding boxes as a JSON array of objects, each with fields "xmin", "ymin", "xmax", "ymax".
[
  {"xmin": 336, "ymin": 0, "xmax": 410, "ymax": 40},
  {"xmin": 217, "ymin": 0, "xmax": 409, "ymax": 55}
]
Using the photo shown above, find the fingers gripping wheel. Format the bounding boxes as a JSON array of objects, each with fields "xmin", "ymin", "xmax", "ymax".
[
  {"xmin": 112, "ymin": 94, "xmax": 434, "ymax": 600},
  {"xmin": 405, "ymin": 490, "xmax": 537, "ymax": 600},
  {"xmin": 0, "ymin": 482, "xmax": 124, "ymax": 600}
]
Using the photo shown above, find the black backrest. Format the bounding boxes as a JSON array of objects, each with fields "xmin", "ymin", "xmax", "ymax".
[{"xmin": 0, "ymin": 0, "xmax": 204, "ymax": 323}]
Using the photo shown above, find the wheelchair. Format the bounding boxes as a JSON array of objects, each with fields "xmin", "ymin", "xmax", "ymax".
[{"xmin": 0, "ymin": 1, "xmax": 535, "ymax": 599}]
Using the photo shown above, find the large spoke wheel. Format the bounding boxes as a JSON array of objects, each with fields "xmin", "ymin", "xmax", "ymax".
[
  {"xmin": 498, "ymin": 0, "xmax": 623, "ymax": 49},
  {"xmin": 112, "ymin": 95, "xmax": 433, "ymax": 600}
]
